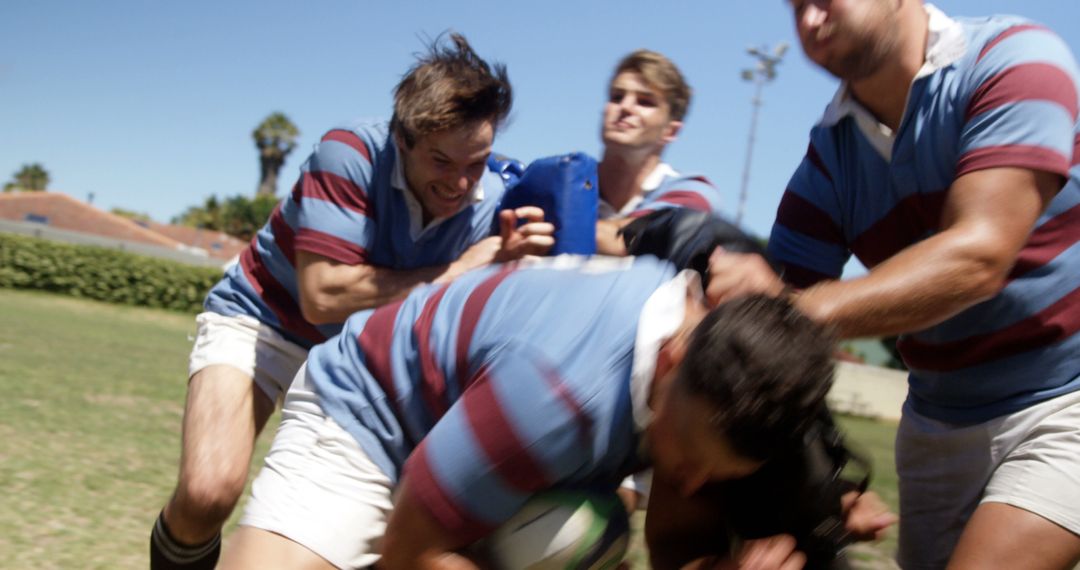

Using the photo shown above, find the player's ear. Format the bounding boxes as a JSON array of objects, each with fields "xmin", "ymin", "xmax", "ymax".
[
  {"xmin": 662, "ymin": 120, "xmax": 683, "ymax": 144},
  {"xmin": 656, "ymin": 329, "xmax": 690, "ymax": 381}
]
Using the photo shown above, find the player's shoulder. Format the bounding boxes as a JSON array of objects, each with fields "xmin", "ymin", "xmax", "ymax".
[
  {"xmin": 312, "ymin": 120, "xmax": 391, "ymax": 164},
  {"xmin": 957, "ymin": 14, "xmax": 1075, "ymax": 73}
]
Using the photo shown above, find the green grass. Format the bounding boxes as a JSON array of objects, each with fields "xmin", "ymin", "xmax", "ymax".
[
  {"xmin": 0, "ymin": 288, "xmax": 277, "ymax": 569},
  {"xmin": 0, "ymin": 288, "xmax": 901, "ymax": 568},
  {"xmin": 838, "ymin": 415, "xmax": 900, "ymax": 566}
]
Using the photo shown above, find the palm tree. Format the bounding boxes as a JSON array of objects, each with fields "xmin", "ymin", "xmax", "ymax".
[
  {"xmin": 253, "ymin": 112, "xmax": 299, "ymax": 197},
  {"xmin": 4, "ymin": 163, "xmax": 50, "ymax": 192}
]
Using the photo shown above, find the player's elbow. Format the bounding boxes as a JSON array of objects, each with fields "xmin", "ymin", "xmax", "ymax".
[
  {"xmin": 952, "ymin": 238, "xmax": 1014, "ymax": 304},
  {"xmin": 964, "ymin": 259, "xmax": 1009, "ymax": 302},
  {"xmin": 297, "ymin": 288, "xmax": 345, "ymax": 325}
]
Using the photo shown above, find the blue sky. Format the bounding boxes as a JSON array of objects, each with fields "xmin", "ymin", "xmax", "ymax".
[{"xmin": 3, "ymin": 1, "xmax": 1078, "ymax": 240}]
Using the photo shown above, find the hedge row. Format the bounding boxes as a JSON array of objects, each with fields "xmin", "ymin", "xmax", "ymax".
[{"xmin": 0, "ymin": 232, "xmax": 224, "ymax": 313}]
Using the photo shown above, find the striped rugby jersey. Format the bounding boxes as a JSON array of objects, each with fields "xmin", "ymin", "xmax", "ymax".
[
  {"xmin": 203, "ymin": 121, "xmax": 508, "ymax": 348},
  {"xmin": 599, "ymin": 162, "xmax": 724, "ymax": 219},
  {"xmin": 768, "ymin": 7, "xmax": 1080, "ymax": 423},
  {"xmin": 306, "ymin": 255, "xmax": 680, "ymax": 541}
]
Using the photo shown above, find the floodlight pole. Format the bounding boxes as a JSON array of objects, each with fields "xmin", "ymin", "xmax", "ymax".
[{"xmin": 736, "ymin": 43, "xmax": 787, "ymax": 226}]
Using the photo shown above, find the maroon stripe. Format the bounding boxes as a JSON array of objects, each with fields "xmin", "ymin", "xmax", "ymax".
[
  {"xmin": 851, "ymin": 191, "xmax": 947, "ymax": 268},
  {"xmin": 806, "ymin": 143, "xmax": 834, "ymax": 184},
  {"xmin": 455, "ymin": 267, "xmax": 517, "ymax": 391},
  {"xmin": 776, "ymin": 190, "xmax": 846, "ymax": 246},
  {"xmin": 1073, "ymin": 133, "xmax": 1080, "ymax": 166},
  {"xmin": 540, "ymin": 366, "xmax": 593, "ymax": 446},
  {"xmin": 779, "ymin": 261, "xmax": 836, "ymax": 289},
  {"xmin": 357, "ymin": 300, "xmax": 405, "ymax": 402},
  {"xmin": 414, "ymin": 284, "xmax": 452, "ymax": 419},
  {"xmin": 956, "ymin": 145, "xmax": 1070, "ymax": 179},
  {"xmin": 655, "ymin": 190, "xmax": 710, "ymax": 212},
  {"xmin": 898, "ymin": 285, "xmax": 1080, "ymax": 372},
  {"xmin": 967, "ymin": 63, "xmax": 1079, "ymax": 122},
  {"xmin": 301, "ymin": 171, "xmax": 370, "ymax": 216},
  {"xmin": 1008, "ymin": 203, "xmax": 1080, "ymax": 280},
  {"xmin": 402, "ymin": 443, "xmax": 493, "ymax": 543},
  {"xmin": 239, "ymin": 245, "xmax": 325, "ymax": 344},
  {"xmin": 294, "ymin": 228, "xmax": 368, "ymax": 265},
  {"xmin": 977, "ymin": 24, "xmax": 1049, "ymax": 63},
  {"xmin": 267, "ymin": 204, "xmax": 295, "ymax": 263},
  {"xmin": 688, "ymin": 175, "xmax": 714, "ymax": 185},
  {"xmin": 321, "ymin": 129, "xmax": 372, "ymax": 163},
  {"xmin": 464, "ymin": 367, "xmax": 551, "ymax": 491}
]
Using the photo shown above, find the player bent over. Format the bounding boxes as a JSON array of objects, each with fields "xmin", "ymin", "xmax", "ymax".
[{"xmin": 218, "ymin": 255, "xmax": 891, "ymax": 570}]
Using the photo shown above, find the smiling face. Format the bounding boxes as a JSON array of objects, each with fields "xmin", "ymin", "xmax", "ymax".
[
  {"xmin": 790, "ymin": 0, "xmax": 900, "ymax": 81},
  {"xmin": 601, "ymin": 71, "xmax": 681, "ymax": 153},
  {"xmin": 646, "ymin": 373, "xmax": 765, "ymax": 498},
  {"xmin": 396, "ymin": 121, "xmax": 494, "ymax": 223}
]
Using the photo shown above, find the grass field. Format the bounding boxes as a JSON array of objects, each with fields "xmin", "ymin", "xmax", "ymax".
[{"xmin": 0, "ymin": 288, "xmax": 900, "ymax": 568}]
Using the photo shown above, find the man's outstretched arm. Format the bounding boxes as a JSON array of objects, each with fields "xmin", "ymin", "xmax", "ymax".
[
  {"xmin": 707, "ymin": 167, "xmax": 1061, "ymax": 338},
  {"xmin": 297, "ymin": 205, "xmax": 553, "ymax": 324}
]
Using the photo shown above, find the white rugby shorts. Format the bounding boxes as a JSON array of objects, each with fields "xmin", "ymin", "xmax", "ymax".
[
  {"xmin": 239, "ymin": 364, "xmax": 395, "ymax": 569},
  {"xmin": 188, "ymin": 311, "xmax": 308, "ymax": 403},
  {"xmin": 896, "ymin": 389, "xmax": 1080, "ymax": 569}
]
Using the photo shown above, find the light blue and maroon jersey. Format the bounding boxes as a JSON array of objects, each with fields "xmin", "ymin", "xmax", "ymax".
[
  {"xmin": 768, "ymin": 9, "xmax": 1080, "ymax": 423},
  {"xmin": 598, "ymin": 162, "xmax": 724, "ymax": 220},
  {"xmin": 630, "ymin": 171, "xmax": 723, "ymax": 218},
  {"xmin": 203, "ymin": 121, "xmax": 508, "ymax": 348},
  {"xmin": 306, "ymin": 255, "xmax": 677, "ymax": 541}
]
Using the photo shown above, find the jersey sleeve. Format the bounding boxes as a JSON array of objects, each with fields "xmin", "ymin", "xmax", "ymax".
[
  {"xmin": 957, "ymin": 24, "xmax": 1080, "ymax": 179},
  {"xmin": 767, "ymin": 140, "xmax": 851, "ymax": 289},
  {"xmin": 291, "ymin": 128, "xmax": 378, "ymax": 265},
  {"xmin": 630, "ymin": 174, "xmax": 724, "ymax": 217},
  {"xmin": 399, "ymin": 344, "xmax": 596, "ymax": 543}
]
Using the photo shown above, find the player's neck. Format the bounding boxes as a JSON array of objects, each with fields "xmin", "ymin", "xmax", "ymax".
[
  {"xmin": 599, "ymin": 150, "xmax": 663, "ymax": 211},
  {"xmin": 849, "ymin": 4, "xmax": 929, "ymax": 131}
]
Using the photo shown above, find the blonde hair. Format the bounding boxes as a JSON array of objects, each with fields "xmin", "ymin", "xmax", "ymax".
[{"xmin": 610, "ymin": 49, "xmax": 692, "ymax": 121}]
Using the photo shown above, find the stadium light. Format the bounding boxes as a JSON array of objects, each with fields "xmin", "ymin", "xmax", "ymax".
[{"xmin": 736, "ymin": 42, "xmax": 788, "ymax": 226}]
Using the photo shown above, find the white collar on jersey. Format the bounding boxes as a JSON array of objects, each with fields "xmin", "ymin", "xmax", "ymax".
[
  {"xmin": 390, "ymin": 139, "xmax": 485, "ymax": 241},
  {"xmin": 818, "ymin": 4, "xmax": 968, "ymax": 161},
  {"xmin": 629, "ymin": 269, "xmax": 703, "ymax": 433},
  {"xmin": 597, "ymin": 162, "xmax": 679, "ymax": 219}
]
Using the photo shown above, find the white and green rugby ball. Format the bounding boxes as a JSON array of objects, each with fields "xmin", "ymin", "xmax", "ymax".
[{"xmin": 481, "ymin": 490, "xmax": 630, "ymax": 570}]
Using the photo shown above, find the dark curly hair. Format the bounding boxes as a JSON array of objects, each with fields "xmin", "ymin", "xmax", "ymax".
[
  {"xmin": 391, "ymin": 32, "xmax": 513, "ymax": 148},
  {"xmin": 678, "ymin": 295, "xmax": 836, "ymax": 461}
]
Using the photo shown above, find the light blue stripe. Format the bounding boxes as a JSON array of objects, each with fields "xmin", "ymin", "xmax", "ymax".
[
  {"xmin": 962, "ymin": 101, "xmax": 1075, "ymax": 159},
  {"xmin": 976, "ymin": 27, "xmax": 1080, "ymax": 83},
  {"xmin": 296, "ymin": 196, "xmax": 372, "ymax": 248}
]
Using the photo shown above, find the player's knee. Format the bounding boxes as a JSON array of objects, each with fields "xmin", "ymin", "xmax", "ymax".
[{"xmin": 174, "ymin": 468, "xmax": 247, "ymax": 526}]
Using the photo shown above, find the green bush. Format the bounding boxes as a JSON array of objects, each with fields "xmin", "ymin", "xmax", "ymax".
[{"xmin": 0, "ymin": 232, "xmax": 223, "ymax": 313}]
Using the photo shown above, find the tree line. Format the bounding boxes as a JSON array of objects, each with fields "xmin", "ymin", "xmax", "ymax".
[{"xmin": 7, "ymin": 112, "xmax": 299, "ymax": 242}]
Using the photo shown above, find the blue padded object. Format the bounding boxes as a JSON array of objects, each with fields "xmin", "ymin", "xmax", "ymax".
[
  {"xmin": 496, "ymin": 152, "xmax": 598, "ymax": 255},
  {"xmin": 487, "ymin": 153, "xmax": 527, "ymax": 187}
]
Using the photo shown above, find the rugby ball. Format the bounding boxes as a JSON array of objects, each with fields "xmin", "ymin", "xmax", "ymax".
[{"xmin": 481, "ymin": 490, "xmax": 630, "ymax": 570}]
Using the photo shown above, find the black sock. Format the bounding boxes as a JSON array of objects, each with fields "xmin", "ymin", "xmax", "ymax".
[{"xmin": 149, "ymin": 510, "xmax": 221, "ymax": 570}]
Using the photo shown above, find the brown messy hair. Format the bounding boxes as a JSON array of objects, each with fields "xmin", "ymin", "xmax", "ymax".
[
  {"xmin": 678, "ymin": 295, "xmax": 836, "ymax": 461},
  {"xmin": 610, "ymin": 49, "xmax": 692, "ymax": 121},
  {"xmin": 391, "ymin": 33, "xmax": 513, "ymax": 148}
]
